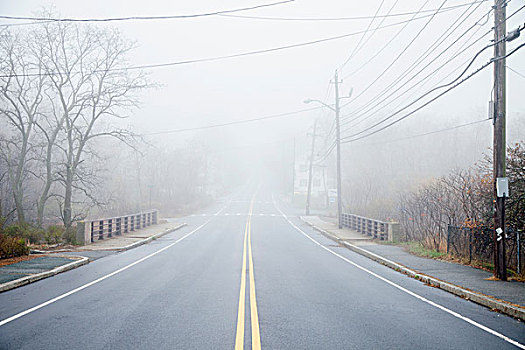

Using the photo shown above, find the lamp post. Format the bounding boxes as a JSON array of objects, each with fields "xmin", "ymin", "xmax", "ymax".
[
  {"xmin": 304, "ymin": 99, "xmax": 343, "ymax": 228},
  {"xmin": 305, "ymin": 71, "xmax": 351, "ymax": 229}
]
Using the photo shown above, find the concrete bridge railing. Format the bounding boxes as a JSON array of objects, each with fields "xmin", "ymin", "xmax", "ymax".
[
  {"xmin": 76, "ymin": 210, "xmax": 159, "ymax": 245},
  {"xmin": 341, "ymin": 213, "xmax": 400, "ymax": 241}
]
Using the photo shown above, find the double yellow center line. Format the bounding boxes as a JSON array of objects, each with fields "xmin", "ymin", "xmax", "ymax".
[{"xmin": 235, "ymin": 199, "xmax": 261, "ymax": 350}]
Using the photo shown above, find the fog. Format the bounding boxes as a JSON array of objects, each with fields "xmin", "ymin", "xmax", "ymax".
[{"xmin": 1, "ymin": 0, "xmax": 524, "ymax": 224}]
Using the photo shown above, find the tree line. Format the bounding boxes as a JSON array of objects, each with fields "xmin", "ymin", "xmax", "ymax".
[
  {"xmin": 345, "ymin": 142, "xmax": 524, "ymax": 273},
  {"xmin": 0, "ymin": 18, "xmax": 149, "ymax": 233}
]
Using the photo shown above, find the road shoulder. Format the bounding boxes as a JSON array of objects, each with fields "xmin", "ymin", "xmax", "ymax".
[
  {"xmin": 300, "ymin": 215, "xmax": 525, "ymax": 322},
  {"xmin": 0, "ymin": 221, "xmax": 186, "ymax": 293}
]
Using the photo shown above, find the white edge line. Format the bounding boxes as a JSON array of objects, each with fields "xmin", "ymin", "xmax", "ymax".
[
  {"xmin": 0, "ymin": 204, "xmax": 229, "ymax": 328},
  {"xmin": 271, "ymin": 198, "xmax": 525, "ymax": 350}
]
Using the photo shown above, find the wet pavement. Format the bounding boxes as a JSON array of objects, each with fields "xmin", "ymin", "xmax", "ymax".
[{"xmin": 0, "ymin": 256, "xmax": 76, "ymax": 284}]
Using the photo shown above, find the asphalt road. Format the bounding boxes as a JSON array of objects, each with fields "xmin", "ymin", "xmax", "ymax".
[{"xmin": 0, "ymin": 188, "xmax": 524, "ymax": 349}]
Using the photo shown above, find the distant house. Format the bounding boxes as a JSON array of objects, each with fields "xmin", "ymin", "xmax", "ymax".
[{"xmin": 293, "ymin": 156, "xmax": 328, "ymax": 208}]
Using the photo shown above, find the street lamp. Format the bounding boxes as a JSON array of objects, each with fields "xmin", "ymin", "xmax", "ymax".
[
  {"xmin": 304, "ymin": 99, "xmax": 335, "ymax": 112},
  {"xmin": 305, "ymin": 72, "xmax": 352, "ymax": 229},
  {"xmin": 305, "ymin": 98, "xmax": 343, "ymax": 228}
]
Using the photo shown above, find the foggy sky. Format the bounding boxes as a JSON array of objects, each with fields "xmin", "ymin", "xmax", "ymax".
[{"xmin": 1, "ymin": 0, "xmax": 524, "ymax": 175}]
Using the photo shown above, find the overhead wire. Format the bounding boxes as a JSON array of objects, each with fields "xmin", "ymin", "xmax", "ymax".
[
  {"xmin": 0, "ymin": 9, "xmax": 464, "ymax": 79},
  {"xmin": 313, "ymin": 140, "xmax": 336, "ymax": 165},
  {"xmin": 216, "ymin": 1, "xmax": 488, "ymax": 22},
  {"xmin": 339, "ymin": 0, "xmax": 387, "ymax": 71},
  {"xmin": 338, "ymin": 0, "xmax": 403, "ymax": 79},
  {"xmin": 339, "ymin": 1, "xmax": 490, "ymax": 130},
  {"xmin": 143, "ymin": 106, "xmax": 324, "ymax": 135},
  {"xmin": 365, "ymin": 118, "xmax": 490, "ymax": 145},
  {"xmin": 341, "ymin": 38, "xmax": 500, "ymax": 140},
  {"xmin": 338, "ymin": 0, "xmax": 441, "ymax": 108},
  {"xmin": 507, "ymin": 65, "xmax": 525, "ymax": 79},
  {"xmin": 339, "ymin": 3, "xmax": 522, "ymax": 133},
  {"xmin": 340, "ymin": 40, "xmax": 525, "ymax": 144},
  {"xmin": 0, "ymin": 1, "xmax": 294, "ymax": 22},
  {"xmin": 340, "ymin": 21, "xmax": 491, "ymax": 134}
]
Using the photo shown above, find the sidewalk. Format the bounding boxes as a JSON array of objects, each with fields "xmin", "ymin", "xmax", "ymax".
[
  {"xmin": 0, "ymin": 220, "xmax": 185, "ymax": 293},
  {"xmin": 75, "ymin": 221, "xmax": 186, "ymax": 251},
  {"xmin": 301, "ymin": 215, "xmax": 525, "ymax": 320}
]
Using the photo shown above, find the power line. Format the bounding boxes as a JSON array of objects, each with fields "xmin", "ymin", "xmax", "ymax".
[
  {"xmin": 0, "ymin": 1, "xmax": 294, "ymax": 23},
  {"xmin": 217, "ymin": 1, "xmax": 488, "ymax": 22},
  {"xmin": 340, "ymin": 2, "xmax": 523, "ymax": 131},
  {"xmin": 340, "ymin": 2, "xmax": 430, "ymax": 84},
  {"xmin": 339, "ymin": 0, "xmax": 443, "ymax": 105},
  {"xmin": 342, "ymin": 39, "xmax": 498, "ymax": 140},
  {"xmin": 366, "ymin": 118, "xmax": 490, "ymax": 145},
  {"xmin": 340, "ymin": 24, "xmax": 491, "ymax": 133},
  {"xmin": 340, "ymin": 2, "xmax": 490, "ymax": 130},
  {"xmin": 314, "ymin": 140, "xmax": 336, "ymax": 165},
  {"xmin": 340, "ymin": 7, "xmax": 523, "ymax": 132},
  {"xmin": 339, "ymin": 0, "xmax": 387, "ymax": 71},
  {"xmin": 0, "ymin": 10, "xmax": 456, "ymax": 79},
  {"xmin": 507, "ymin": 65, "xmax": 525, "ymax": 79},
  {"xmin": 143, "ymin": 106, "xmax": 324, "ymax": 135},
  {"xmin": 341, "ymin": 40, "xmax": 525, "ymax": 144}
]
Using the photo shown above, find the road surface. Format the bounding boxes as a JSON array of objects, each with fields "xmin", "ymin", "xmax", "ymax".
[{"xmin": 0, "ymin": 188, "xmax": 524, "ymax": 349}]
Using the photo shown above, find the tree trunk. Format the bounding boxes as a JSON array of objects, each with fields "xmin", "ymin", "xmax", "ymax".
[{"xmin": 63, "ymin": 165, "xmax": 73, "ymax": 229}]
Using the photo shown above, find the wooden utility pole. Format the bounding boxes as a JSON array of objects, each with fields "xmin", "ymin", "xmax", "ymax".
[
  {"xmin": 334, "ymin": 71, "xmax": 343, "ymax": 229},
  {"xmin": 306, "ymin": 121, "xmax": 318, "ymax": 215},
  {"xmin": 292, "ymin": 137, "xmax": 296, "ymax": 201},
  {"xmin": 493, "ymin": 0, "xmax": 507, "ymax": 281}
]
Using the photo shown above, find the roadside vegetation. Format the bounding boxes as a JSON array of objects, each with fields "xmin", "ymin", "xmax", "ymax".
[
  {"xmin": 0, "ymin": 11, "xmax": 236, "ymax": 244},
  {"xmin": 348, "ymin": 142, "xmax": 524, "ymax": 277},
  {"xmin": 0, "ymin": 216, "xmax": 78, "ymax": 259}
]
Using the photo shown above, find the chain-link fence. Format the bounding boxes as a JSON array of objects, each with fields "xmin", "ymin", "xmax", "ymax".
[{"xmin": 447, "ymin": 225, "xmax": 524, "ymax": 274}]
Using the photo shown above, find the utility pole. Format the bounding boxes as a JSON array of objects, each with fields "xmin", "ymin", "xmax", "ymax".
[
  {"xmin": 292, "ymin": 137, "xmax": 296, "ymax": 202},
  {"xmin": 304, "ymin": 70, "xmax": 348, "ymax": 228},
  {"xmin": 493, "ymin": 0, "xmax": 507, "ymax": 281},
  {"xmin": 333, "ymin": 71, "xmax": 343, "ymax": 229},
  {"xmin": 306, "ymin": 121, "xmax": 318, "ymax": 215}
]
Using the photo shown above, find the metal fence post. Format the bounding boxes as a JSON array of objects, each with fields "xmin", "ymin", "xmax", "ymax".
[
  {"xmin": 108, "ymin": 218, "xmax": 113, "ymax": 238},
  {"xmin": 469, "ymin": 228, "xmax": 472, "ymax": 264},
  {"xmin": 98, "ymin": 220, "xmax": 104, "ymax": 240},
  {"xmin": 447, "ymin": 225, "xmax": 451, "ymax": 255},
  {"xmin": 518, "ymin": 230, "xmax": 521, "ymax": 275}
]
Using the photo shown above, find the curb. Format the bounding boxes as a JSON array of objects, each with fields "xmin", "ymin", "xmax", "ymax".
[
  {"xmin": 113, "ymin": 223, "xmax": 188, "ymax": 252},
  {"xmin": 0, "ymin": 256, "xmax": 90, "ymax": 293},
  {"xmin": 81, "ymin": 223, "xmax": 187, "ymax": 252},
  {"xmin": 0, "ymin": 224, "xmax": 187, "ymax": 293},
  {"xmin": 300, "ymin": 217, "xmax": 525, "ymax": 322}
]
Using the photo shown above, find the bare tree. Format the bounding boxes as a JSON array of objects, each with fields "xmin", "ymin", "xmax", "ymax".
[
  {"xmin": 34, "ymin": 22, "xmax": 148, "ymax": 228},
  {"xmin": 0, "ymin": 16, "xmax": 150, "ymax": 229},
  {"xmin": 0, "ymin": 29, "xmax": 47, "ymax": 223}
]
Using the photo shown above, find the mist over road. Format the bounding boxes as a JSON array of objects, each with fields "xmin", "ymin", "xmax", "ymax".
[{"xmin": 0, "ymin": 185, "xmax": 524, "ymax": 349}]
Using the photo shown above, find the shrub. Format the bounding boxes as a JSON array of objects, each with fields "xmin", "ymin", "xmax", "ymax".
[
  {"xmin": 0, "ymin": 234, "xmax": 29, "ymax": 258},
  {"xmin": 62, "ymin": 227, "xmax": 78, "ymax": 245},
  {"xmin": 3, "ymin": 223, "xmax": 45, "ymax": 244},
  {"xmin": 44, "ymin": 225, "xmax": 65, "ymax": 244}
]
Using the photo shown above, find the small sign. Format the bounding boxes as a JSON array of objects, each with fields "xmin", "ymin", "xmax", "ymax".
[{"xmin": 496, "ymin": 177, "xmax": 509, "ymax": 197}]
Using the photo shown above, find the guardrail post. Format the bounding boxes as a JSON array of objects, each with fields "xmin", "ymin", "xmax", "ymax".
[
  {"xmin": 108, "ymin": 218, "xmax": 113, "ymax": 238},
  {"xmin": 388, "ymin": 222, "xmax": 401, "ymax": 242},
  {"xmin": 98, "ymin": 220, "xmax": 104, "ymax": 240},
  {"xmin": 116, "ymin": 217, "xmax": 121, "ymax": 236},
  {"xmin": 76, "ymin": 221, "xmax": 90, "ymax": 245},
  {"xmin": 77, "ymin": 209, "xmax": 159, "ymax": 244}
]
